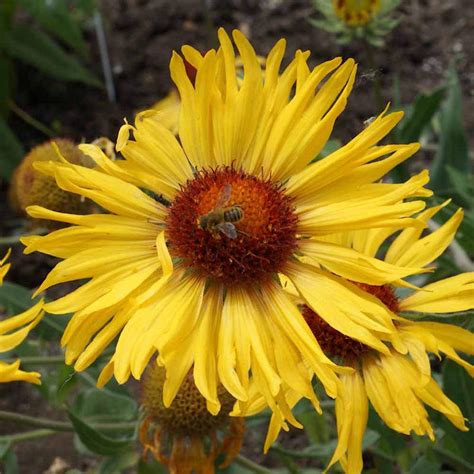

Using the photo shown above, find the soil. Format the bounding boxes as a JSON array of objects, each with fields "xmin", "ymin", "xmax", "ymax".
[{"xmin": 1, "ymin": 0, "xmax": 473, "ymax": 472}]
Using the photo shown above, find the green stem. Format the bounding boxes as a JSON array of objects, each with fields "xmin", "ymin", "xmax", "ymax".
[
  {"xmin": 13, "ymin": 355, "xmax": 66, "ymax": 365},
  {"xmin": 0, "ymin": 429, "xmax": 56, "ymax": 444},
  {"xmin": 0, "ymin": 235, "xmax": 25, "ymax": 246},
  {"xmin": 432, "ymin": 445, "xmax": 474, "ymax": 472},
  {"xmin": 234, "ymin": 454, "xmax": 274, "ymax": 474},
  {"xmin": 0, "ymin": 410, "xmax": 136, "ymax": 433},
  {"xmin": 0, "ymin": 410, "xmax": 71, "ymax": 432},
  {"xmin": 8, "ymin": 101, "xmax": 56, "ymax": 138}
]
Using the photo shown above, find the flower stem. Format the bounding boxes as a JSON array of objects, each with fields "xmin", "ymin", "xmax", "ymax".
[
  {"xmin": 0, "ymin": 410, "xmax": 136, "ymax": 433},
  {"xmin": 234, "ymin": 454, "xmax": 274, "ymax": 473},
  {"xmin": 0, "ymin": 429, "xmax": 56, "ymax": 444},
  {"xmin": 8, "ymin": 101, "xmax": 56, "ymax": 138},
  {"xmin": 0, "ymin": 410, "xmax": 72, "ymax": 432},
  {"xmin": 15, "ymin": 355, "xmax": 67, "ymax": 365}
]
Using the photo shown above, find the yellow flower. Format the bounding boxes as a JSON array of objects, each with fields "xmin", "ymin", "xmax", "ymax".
[
  {"xmin": 151, "ymin": 89, "xmax": 181, "ymax": 136},
  {"xmin": 140, "ymin": 361, "xmax": 243, "ymax": 473},
  {"xmin": 0, "ymin": 250, "xmax": 44, "ymax": 384},
  {"xmin": 333, "ymin": 0, "xmax": 381, "ymax": 26},
  {"xmin": 151, "ymin": 52, "xmax": 265, "ymax": 136},
  {"xmin": 23, "ymin": 29, "xmax": 429, "ymax": 416},
  {"xmin": 261, "ymin": 203, "xmax": 474, "ymax": 473}
]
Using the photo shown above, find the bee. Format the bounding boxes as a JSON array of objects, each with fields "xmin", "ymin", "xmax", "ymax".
[{"xmin": 197, "ymin": 184, "xmax": 243, "ymax": 239}]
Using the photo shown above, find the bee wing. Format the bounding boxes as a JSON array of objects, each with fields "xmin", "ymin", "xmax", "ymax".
[
  {"xmin": 218, "ymin": 222, "xmax": 237, "ymax": 239},
  {"xmin": 214, "ymin": 184, "xmax": 232, "ymax": 208}
]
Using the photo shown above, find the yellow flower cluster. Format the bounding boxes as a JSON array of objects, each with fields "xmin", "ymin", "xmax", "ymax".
[{"xmin": 4, "ymin": 29, "xmax": 471, "ymax": 473}]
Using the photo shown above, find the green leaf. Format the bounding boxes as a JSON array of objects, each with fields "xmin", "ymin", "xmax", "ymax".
[
  {"xmin": 431, "ymin": 67, "xmax": 470, "ymax": 192},
  {"xmin": 137, "ymin": 458, "xmax": 168, "ymax": 474},
  {"xmin": 56, "ymin": 364, "xmax": 78, "ymax": 404},
  {"xmin": 68, "ymin": 409, "xmax": 134, "ymax": 456},
  {"xmin": 4, "ymin": 25, "xmax": 101, "ymax": 87},
  {"xmin": 0, "ymin": 117, "xmax": 23, "ymax": 179},
  {"xmin": 397, "ymin": 87, "xmax": 445, "ymax": 143},
  {"xmin": 0, "ymin": 443, "xmax": 18, "ymax": 474},
  {"xmin": 17, "ymin": 0, "xmax": 88, "ymax": 57},
  {"xmin": 73, "ymin": 387, "xmax": 137, "ymax": 422},
  {"xmin": 436, "ymin": 359, "xmax": 474, "ymax": 464},
  {"xmin": 0, "ymin": 281, "xmax": 36, "ymax": 314},
  {"xmin": 391, "ymin": 86, "xmax": 445, "ymax": 182},
  {"xmin": 97, "ymin": 450, "xmax": 140, "ymax": 474},
  {"xmin": 408, "ymin": 455, "xmax": 441, "ymax": 474},
  {"xmin": 301, "ymin": 410, "xmax": 329, "ymax": 444}
]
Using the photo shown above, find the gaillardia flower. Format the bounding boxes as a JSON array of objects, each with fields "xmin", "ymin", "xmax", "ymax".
[
  {"xmin": 23, "ymin": 29, "xmax": 430, "ymax": 417},
  {"xmin": 333, "ymin": 0, "xmax": 380, "ymax": 27},
  {"xmin": 140, "ymin": 362, "xmax": 243, "ymax": 473},
  {"xmin": 0, "ymin": 250, "xmax": 44, "ymax": 384},
  {"xmin": 261, "ymin": 203, "xmax": 474, "ymax": 473}
]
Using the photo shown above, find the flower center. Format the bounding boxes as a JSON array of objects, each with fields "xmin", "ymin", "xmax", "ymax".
[
  {"xmin": 166, "ymin": 167, "xmax": 298, "ymax": 285},
  {"xmin": 334, "ymin": 0, "xmax": 379, "ymax": 26},
  {"xmin": 303, "ymin": 284, "xmax": 399, "ymax": 360},
  {"xmin": 141, "ymin": 364, "xmax": 234, "ymax": 437}
]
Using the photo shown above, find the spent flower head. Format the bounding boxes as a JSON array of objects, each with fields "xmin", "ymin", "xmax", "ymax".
[
  {"xmin": 140, "ymin": 362, "xmax": 243, "ymax": 473},
  {"xmin": 9, "ymin": 139, "xmax": 92, "ymax": 229}
]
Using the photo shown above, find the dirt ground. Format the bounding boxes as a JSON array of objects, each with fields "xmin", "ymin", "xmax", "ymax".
[{"xmin": 2, "ymin": 0, "xmax": 474, "ymax": 471}]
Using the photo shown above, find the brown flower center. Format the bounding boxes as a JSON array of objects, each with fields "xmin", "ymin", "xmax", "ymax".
[
  {"xmin": 303, "ymin": 283, "xmax": 399, "ymax": 360},
  {"xmin": 166, "ymin": 167, "xmax": 298, "ymax": 285}
]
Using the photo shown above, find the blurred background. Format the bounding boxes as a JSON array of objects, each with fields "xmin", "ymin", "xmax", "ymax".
[{"xmin": 0, "ymin": 0, "xmax": 473, "ymax": 472}]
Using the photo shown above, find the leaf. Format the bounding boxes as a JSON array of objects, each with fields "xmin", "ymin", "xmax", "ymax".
[
  {"xmin": 0, "ymin": 117, "xmax": 24, "ymax": 179},
  {"xmin": 97, "ymin": 450, "xmax": 140, "ymax": 474},
  {"xmin": 4, "ymin": 25, "xmax": 101, "ymax": 87},
  {"xmin": 137, "ymin": 458, "xmax": 168, "ymax": 474},
  {"xmin": 408, "ymin": 455, "xmax": 441, "ymax": 474},
  {"xmin": 0, "ymin": 281, "xmax": 36, "ymax": 314},
  {"xmin": 0, "ymin": 443, "xmax": 18, "ymax": 474},
  {"xmin": 435, "ymin": 359, "xmax": 474, "ymax": 464},
  {"xmin": 431, "ymin": 67, "xmax": 470, "ymax": 192},
  {"xmin": 17, "ymin": 0, "xmax": 88, "ymax": 57},
  {"xmin": 391, "ymin": 86, "xmax": 445, "ymax": 182},
  {"xmin": 56, "ymin": 364, "xmax": 78, "ymax": 404},
  {"xmin": 68, "ymin": 409, "xmax": 134, "ymax": 456},
  {"xmin": 301, "ymin": 410, "xmax": 329, "ymax": 444},
  {"xmin": 73, "ymin": 387, "xmax": 137, "ymax": 422},
  {"xmin": 397, "ymin": 87, "xmax": 445, "ymax": 144}
]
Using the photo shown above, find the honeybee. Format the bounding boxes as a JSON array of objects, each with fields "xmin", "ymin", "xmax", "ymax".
[{"xmin": 197, "ymin": 184, "xmax": 243, "ymax": 239}]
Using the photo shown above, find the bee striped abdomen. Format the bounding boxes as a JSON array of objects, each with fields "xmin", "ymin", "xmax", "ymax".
[{"xmin": 223, "ymin": 206, "xmax": 243, "ymax": 223}]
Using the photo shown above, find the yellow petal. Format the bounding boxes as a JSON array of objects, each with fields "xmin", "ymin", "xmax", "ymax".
[
  {"xmin": 400, "ymin": 273, "xmax": 474, "ymax": 313},
  {"xmin": 300, "ymin": 239, "xmax": 426, "ymax": 285}
]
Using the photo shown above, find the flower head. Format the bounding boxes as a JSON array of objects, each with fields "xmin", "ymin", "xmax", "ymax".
[
  {"xmin": 262, "ymin": 203, "xmax": 474, "ymax": 473},
  {"xmin": 333, "ymin": 0, "xmax": 380, "ymax": 26},
  {"xmin": 0, "ymin": 250, "xmax": 44, "ymax": 384},
  {"xmin": 140, "ymin": 361, "xmax": 243, "ymax": 473},
  {"xmin": 311, "ymin": 0, "xmax": 399, "ymax": 46},
  {"xmin": 23, "ymin": 29, "xmax": 430, "ymax": 417}
]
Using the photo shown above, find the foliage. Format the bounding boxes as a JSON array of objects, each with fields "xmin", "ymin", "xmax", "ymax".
[{"xmin": 0, "ymin": 0, "xmax": 100, "ymax": 180}]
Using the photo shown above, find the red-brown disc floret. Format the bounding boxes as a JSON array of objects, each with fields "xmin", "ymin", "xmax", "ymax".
[
  {"xmin": 303, "ymin": 283, "xmax": 400, "ymax": 361},
  {"xmin": 166, "ymin": 167, "xmax": 298, "ymax": 285}
]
